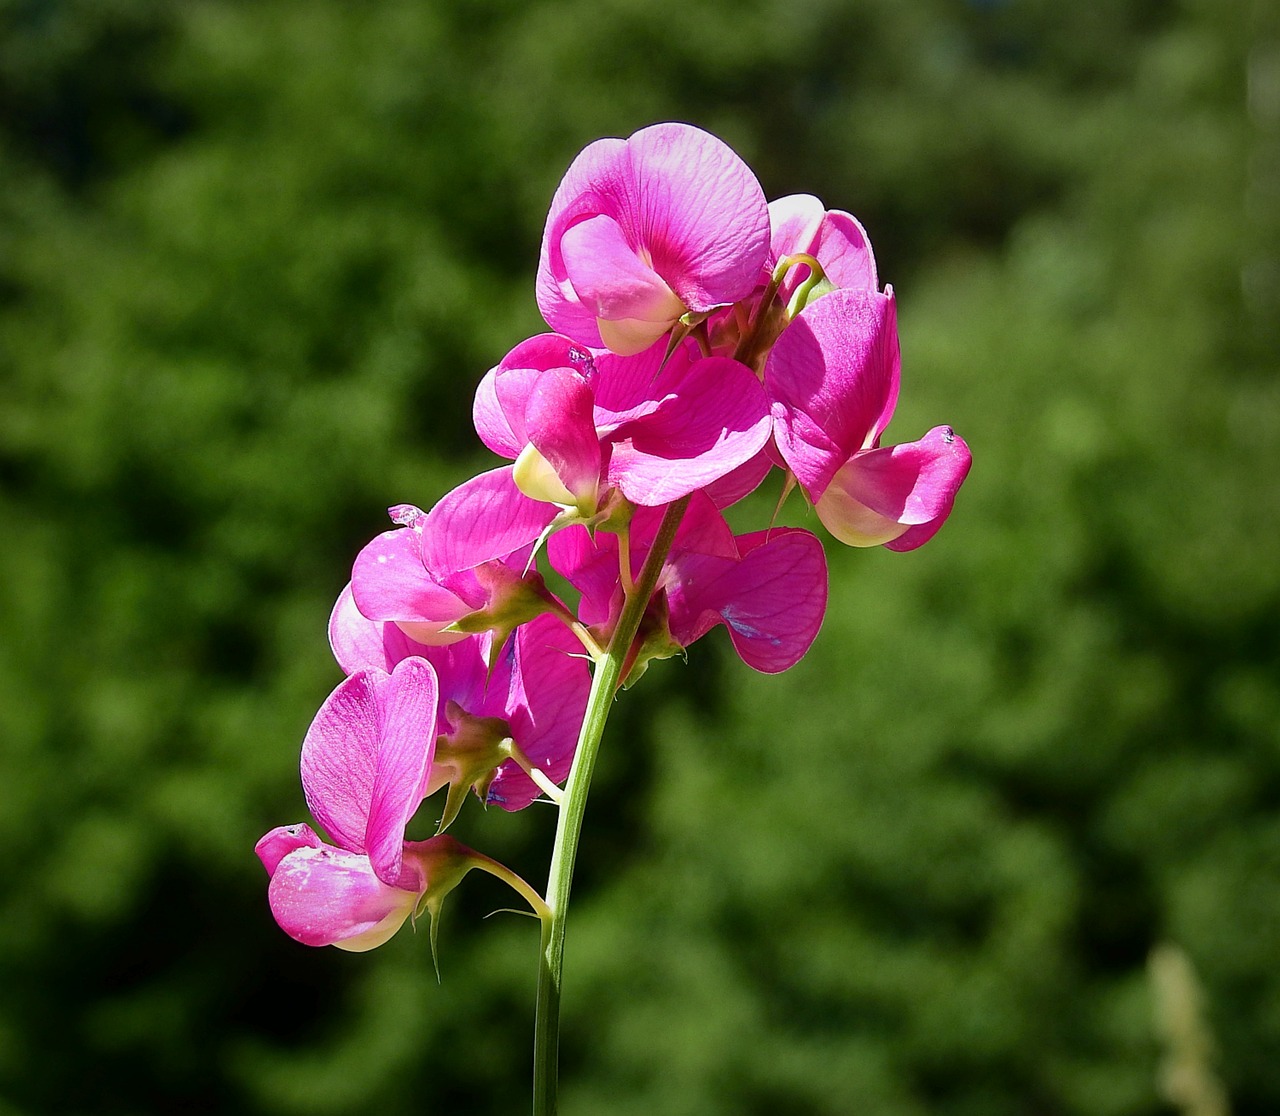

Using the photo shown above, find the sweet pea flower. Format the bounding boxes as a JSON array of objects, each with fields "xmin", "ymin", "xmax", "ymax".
[
  {"xmin": 330, "ymin": 593, "xmax": 590, "ymax": 818},
  {"xmin": 537, "ymin": 122, "xmax": 771, "ymax": 355},
  {"xmin": 256, "ymin": 657, "xmax": 448, "ymax": 950},
  {"xmin": 350, "ymin": 503, "xmax": 570, "ymax": 652},
  {"xmin": 766, "ymin": 287, "xmax": 972, "ymax": 550},
  {"xmin": 549, "ymin": 492, "xmax": 827, "ymax": 679},
  {"xmin": 474, "ymin": 332, "xmax": 771, "ymax": 519},
  {"xmin": 767, "ymin": 194, "xmax": 878, "ymax": 306}
]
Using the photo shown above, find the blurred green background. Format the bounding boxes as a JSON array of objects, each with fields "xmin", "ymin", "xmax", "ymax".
[{"xmin": 1, "ymin": 0, "xmax": 1276, "ymax": 1113}]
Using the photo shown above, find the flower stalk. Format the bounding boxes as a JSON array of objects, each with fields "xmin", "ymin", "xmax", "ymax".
[{"xmin": 532, "ymin": 496, "xmax": 689, "ymax": 1116}]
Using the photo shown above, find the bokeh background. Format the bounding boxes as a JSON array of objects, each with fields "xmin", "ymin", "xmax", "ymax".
[{"xmin": 2, "ymin": 0, "xmax": 1277, "ymax": 1113}]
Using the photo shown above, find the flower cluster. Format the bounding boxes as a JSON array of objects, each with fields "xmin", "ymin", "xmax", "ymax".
[{"xmin": 257, "ymin": 122, "xmax": 971, "ymax": 951}]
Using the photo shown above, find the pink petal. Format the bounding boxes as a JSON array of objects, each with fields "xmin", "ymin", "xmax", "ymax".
[
  {"xmin": 561, "ymin": 214, "xmax": 685, "ymax": 325},
  {"xmin": 545, "ymin": 524, "xmax": 622, "ymax": 629},
  {"xmin": 769, "ymin": 195, "xmax": 877, "ymax": 295},
  {"xmin": 766, "ymin": 288, "xmax": 900, "ymax": 500},
  {"xmin": 620, "ymin": 123, "xmax": 770, "ymax": 312},
  {"xmin": 607, "ymin": 356, "xmax": 771, "ymax": 505},
  {"xmin": 700, "ymin": 448, "xmax": 774, "ymax": 509},
  {"xmin": 299, "ymin": 658, "xmax": 438, "ymax": 880},
  {"xmin": 486, "ymin": 616, "xmax": 591, "ymax": 812},
  {"xmin": 537, "ymin": 123, "xmax": 769, "ymax": 345},
  {"xmin": 525, "ymin": 367, "xmax": 604, "ymax": 506},
  {"xmin": 817, "ymin": 426, "xmax": 972, "ymax": 549},
  {"xmin": 419, "ymin": 467, "xmax": 558, "ymax": 575},
  {"xmin": 666, "ymin": 527, "xmax": 827, "ymax": 673},
  {"xmin": 363, "ymin": 658, "xmax": 440, "ymax": 885},
  {"xmin": 328, "ymin": 584, "xmax": 428, "ymax": 675},
  {"xmin": 351, "ymin": 528, "xmax": 469, "ymax": 626},
  {"xmin": 475, "ymin": 334, "xmax": 594, "ymax": 457},
  {"xmin": 255, "ymin": 823, "xmax": 323, "ymax": 875},
  {"xmin": 266, "ymin": 844, "xmax": 419, "ymax": 951}
]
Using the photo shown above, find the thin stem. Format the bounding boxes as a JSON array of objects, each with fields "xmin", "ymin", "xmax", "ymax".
[{"xmin": 531, "ymin": 495, "xmax": 690, "ymax": 1116}]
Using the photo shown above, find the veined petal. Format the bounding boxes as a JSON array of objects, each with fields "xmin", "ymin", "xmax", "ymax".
[
  {"xmin": 562, "ymin": 214, "xmax": 686, "ymax": 326},
  {"xmin": 329, "ymin": 584, "xmax": 430, "ymax": 675},
  {"xmin": 537, "ymin": 124, "xmax": 769, "ymax": 345},
  {"xmin": 266, "ymin": 844, "xmax": 419, "ymax": 951},
  {"xmin": 419, "ymin": 467, "xmax": 558, "ymax": 576},
  {"xmin": 299, "ymin": 658, "xmax": 438, "ymax": 878},
  {"xmin": 622, "ymin": 123, "xmax": 770, "ymax": 312},
  {"xmin": 352, "ymin": 528, "xmax": 469, "ymax": 627},
  {"xmin": 767, "ymin": 287, "xmax": 900, "ymax": 500},
  {"xmin": 608, "ymin": 356, "xmax": 771, "ymax": 505},
  {"xmin": 665, "ymin": 527, "xmax": 827, "ymax": 674},
  {"xmin": 524, "ymin": 367, "xmax": 603, "ymax": 509},
  {"xmin": 816, "ymin": 426, "xmax": 972, "ymax": 549},
  {"xmin": 363, "ymin": 657, "xmax": 440, "ymax": 886}
]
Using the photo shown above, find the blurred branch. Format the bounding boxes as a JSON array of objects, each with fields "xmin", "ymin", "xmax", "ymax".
[{"xmin": 1150, "ymin": 943, "xmax": 1231, "ymax": 1116}]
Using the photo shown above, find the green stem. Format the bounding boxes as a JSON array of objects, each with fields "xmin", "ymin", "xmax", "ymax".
[{"xmin": 531, "ymin": 495, "xmax": 690, "ymax": 1116}]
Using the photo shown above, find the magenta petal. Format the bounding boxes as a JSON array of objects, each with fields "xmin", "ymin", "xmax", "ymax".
[
  {"xmin": 351, "ymin": 528, "xmax": 468, "ymax": 625},
  {"xmin": 768, "ymin": 194, "xmax": 826, "ymax": 266},
  {"xmin": 256, "ymin": 823, "xmax": 323, "ymax": 875},
  {"xmin": 840, "ymin": 426, "xmax": 971, "ymax": 522},
  {"xmin": 362, "ymin": 658, "xmax": 440, "ymax": 885},
  {"xmin": 621, "ymin": 123, "xmax": 770, "ymax": 311},
  {"xmin": 667, "ymin": 528, "xmax": 827, "ymax": 674},
  {"xmin": 811, "ymin": 210, "xmax": 878, "ymax": 293},
  {"xmin": 701, "ymin": 448, "xmax": 774, "ymax": 509},
  {"xmin": 767, "ymin": 288, "xmax": 900, "ymax": 499},
  {"xmin": 608, "ymin": 357, "xmax": 771, "ymax": 505},
  {"xmin": 486, "ymin": 616, "xmax": 591, "ymax": 812},
  {"xmin": 770, "ymin": 196, "xmax": 877, "ymax": 294},
  {"xmin": 545, "ymin": 524, "xmax": 621, "ymax": 628},
  {"xmin": 537, "ymin": 124, "xmax": 769, "ymax": 344},
  {"xmin": 561, "ymin": 214, "xmax": 684, "ymax": 325},
  {"xmin": 419, "ymin": 467, "xmax": 558, "ymax": 575},
  {"xmin": 525, "ymin": 368, "xmax": 604, "ymax": 505},
  {"xmin": 299, "ymin": 658, "xmax": 438, "ymax": 877},
  {"xmin": 267, "ymin": 844, "xmax": 418, "ymax": 950},
  {"xmin": 329, "ymin": 584, "xmax": 428, "ymax": 675},
  {"xmin": 475, "ymin": 334, "xmax": 593, "ymax": 457}
]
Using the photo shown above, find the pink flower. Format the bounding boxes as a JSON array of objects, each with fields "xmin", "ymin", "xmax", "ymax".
[
  {"xmin": 330, "ymin": 594, "xmax": 590, "ymax": 815},
  {"xmin": 350, "ymin": 502, "xmax": 569, "ymax": 649},
  {"xmin": 537, "ymin": 123, "xmax": 771, "ymax": 355},
  {"xmin": 767, "ymin": 194, "xmax": 878, "ymax": 304},
  {"xmin": 473, "ymin": 332, "xmax": 771, "ymax": 517},
  {"xmin": 766, "ymin": 287, "xmax": 971, "ymax": 550},
  {"xmin": 549, "ymin": 493, "xmax": 827, "ymax": 677},
  {"xmin": 256, "ymin": 657, "xmax": 444, "ymax": 950}
]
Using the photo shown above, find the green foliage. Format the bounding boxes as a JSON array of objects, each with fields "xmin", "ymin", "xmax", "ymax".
[{"xmin": 0, "ymin": 0, "xmax": 1274, "ymax": 1113}]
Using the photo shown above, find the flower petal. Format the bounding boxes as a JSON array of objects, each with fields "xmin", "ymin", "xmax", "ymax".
[
  {"xmin": 351, "ymin": 528, "xmax": 469, "ymax": 628},
  {"xmin": 665, "ymin": 527, "xmax": 827, "ymax": 674},
  {"xmin": 255, "ymin": 823, "xmax": 323, "ymax": 876},
  {"xmin": 524, "ymin": 367, "xmax": 603, "ymax": 508},
  {"xmin": 767, "ymin": 287, "xmax": 900, "ymax": 500},
  {"xmin": 607, "ymin": 356, "xmax": 771, "ymax": 505},
  {"xmin": 299, "ymin": 657, "xmax": 438, "ymax": 881},
  {"xmin": 816, "ymin": 425, "xmax": 972, "ymax": 549},
  {"xmin": 363, "ymin": 658, "xmax": 440, "ymax": 885},
  {"xmin": 486, "ymin": 616, "xmax": 591, "ymax": 812},
  {"xmin": 329, "ymin": 583, "xmax": 429, "ymax": 675},
  {"xmin": 266, "ymin": 844, "xmax": 418, "ymax": 951},
  {"xmin": 561, "ymin": 214, "xmax": 686, "ymax": 327},
  {"xmin": 769, "ymin": 195, "xmax": 877, "ymax": 295},
  {"xmin": 419, "ymin": 467, "xmax": 558, "ymax": 576},
  {"xmin": 537, "ymin": 123, "xmax": 769, "ymax": 346}
]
